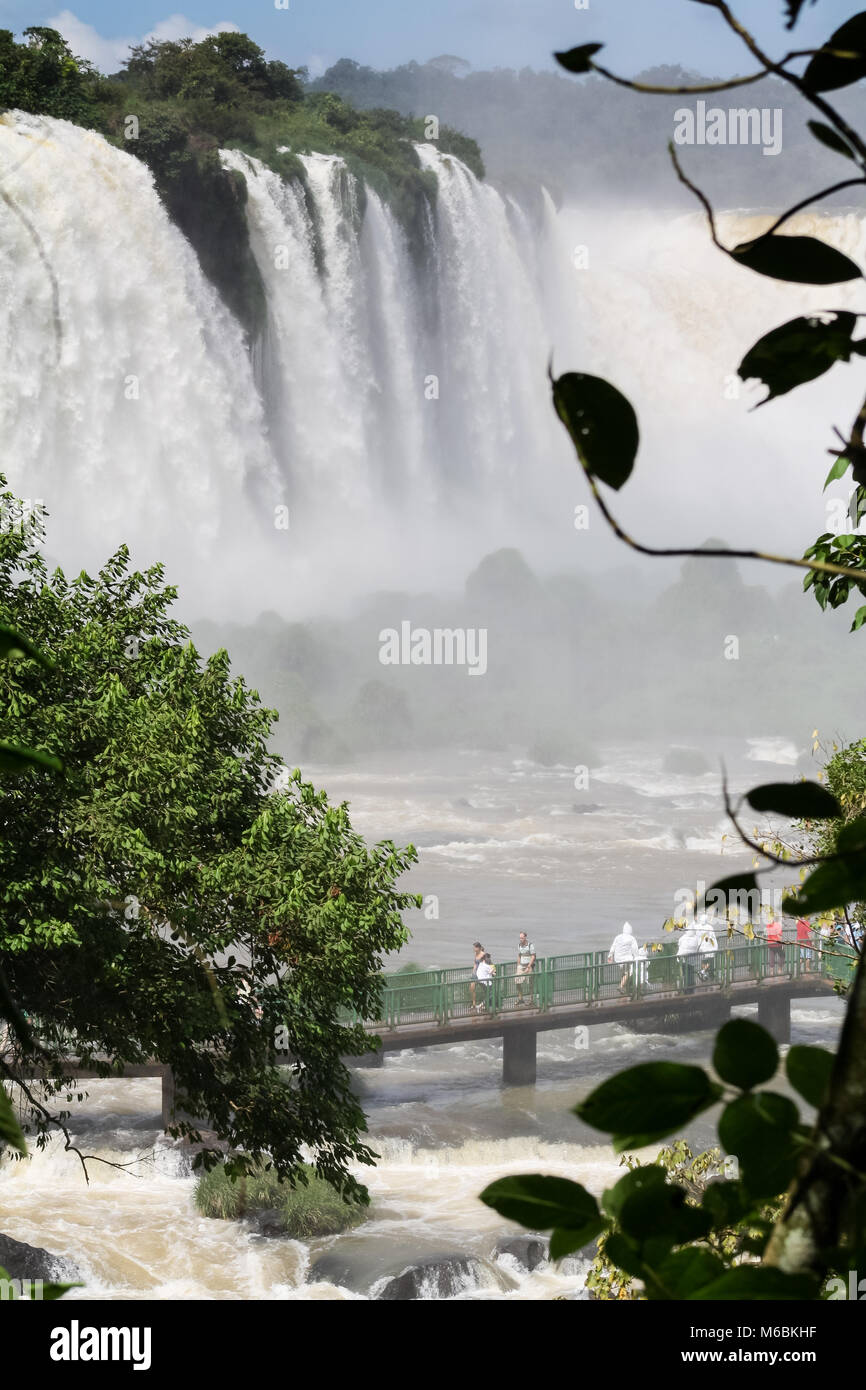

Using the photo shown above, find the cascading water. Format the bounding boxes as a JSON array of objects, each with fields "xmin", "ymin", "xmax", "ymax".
[
  {"xmin": 5, "ymin": 112, "xmax": 865, "ymax": 611},
  {"xmin": 0, "ymin": 111, "xmax": 277, "ymax": 589}
]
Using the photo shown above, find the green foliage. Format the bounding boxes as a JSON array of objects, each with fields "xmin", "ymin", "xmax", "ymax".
[
  {"xmin": 483, "ymin": 1027, "xmax": 828, "ymax": 1299},
  {"xmin": 0, "ymin": 30, "xmax": 483, "ymax": 329},
  {"xmin": 0, "ymin": 484, "xmax": 418, "ymax": 1197},
  {"xmin": 194, "ymin": 1160, "xmax": 366, "ymax": 1237},
  {"xmin": 0, "ymin": 27, "xmax": 96, "ymax": 124}
]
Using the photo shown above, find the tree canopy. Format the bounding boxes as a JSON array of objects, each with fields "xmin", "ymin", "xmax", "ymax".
[{"xmin": 0, "ymin": 489, "xmax": 418, "ymax": 1196}]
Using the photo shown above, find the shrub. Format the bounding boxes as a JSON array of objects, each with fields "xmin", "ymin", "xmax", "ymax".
[{"xmin": 194, "ymin": 1161, "xmax": 367, "ymax": 1238}]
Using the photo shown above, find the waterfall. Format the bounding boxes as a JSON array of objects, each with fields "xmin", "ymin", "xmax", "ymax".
[
  {"xmin": 3, "ymin": 110, "xmax": 866, "ymax": 612},
  {"xmin": 0, "ymin": 111, "xmax": 277, "ymax": 591}
]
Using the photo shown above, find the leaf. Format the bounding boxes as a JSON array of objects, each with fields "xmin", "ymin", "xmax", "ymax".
[
  {"xmin": 836, "ymin": 815, "xmax": 866, "ymax": 852},
  {"xmin": 0, "ymin": 624, "xmax": 54, "ymax": 669},
  {"xmin": 731, "ymin": 235, "xmax": 861, "ymax": 285},
  {"xmin": 619, "ymin": 1181, "xmax": 711, "ymax": 1246},
  {"xmin": 784, "ymin": 0, "xmax": 817, "ymax": 29},
  {"xmin": 554, "ymin": 44, "xmax": 604, "ymax": 74},
  {"xmin": 713, "ymin": 1019, "xmax": 779, "ymax": 1090},
  {"xmin": 851, "ymin": 605, "xmax": 866, "ymax": 632},
  {"xmin": 653, "ymin": 1247, "xmax": 726, "ymax": 1299},
  {"xmin": 575, "ymin": 1062, "xmax": 722, "ymax": 1142},
  {"xmin": 604, "ymin": 1232, "xmax": 646, "ymax": 1280},
  {"xmin": 738, "ymin": 312, "xmax": 860, "ymax": 405},
  {"xmin": 690, "ymin": 1266, "xmax": 819, "ymax": 1299},
  {"xmin": 803, "ymin": 14, "xmax": 866, "ymax": 93},
  {"xmin": 552, "ymin": 372, "xmax": 639, "ymax": 490},
  {"xmin": 479, "ymin": 1174, "xmax": 602, "ymax": 1233},
  {"xmin": 825, "ymin": 452, "xmax": 852, "ymax": 488},
  {"xmin": 786, "ymin": 1045, "xmax": 834, "ymax": 1108},
  {"xmin": 549, "ymin": 1225, "xmax": 602, "ymax": 1261},
  {"xmin": 701, "ymin": 1179, "xmax": 750, "ymax": 1228},
  {"xmin": 745, "ymin": 781, "xmax": 841, "ymax": 818},
  {"xmin": 0, "ymin": 1086, "xmax": 26, "ymax": 1155},
  {"xmin": 718, "ymin": 1092, "xmax": 800, "ymax": 1197},
  {"xmin": 783, "ymin": 855, "xmax": 866, "ymax": 915},
  {"xmin": 602, "ymin": 1165, "xmax": 668, "ymax": 1220},
  {"xmin": 808, "ymin": 120, "xmax": 859, "ymax": 161},
  {"xmin": 0, "ymin": 742, "xmax": 64, "ymax": 776},
  {"xmin": 40, "ymin": 1282, "xmax": 83, "ymax": 1300},
  {"xmin": 703, "ymin": 872, "xmax": 760, "ymax": 915}
]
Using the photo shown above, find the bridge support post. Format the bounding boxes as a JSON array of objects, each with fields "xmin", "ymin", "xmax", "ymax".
[
  {"xmin": 503, "ymin": 1028, "xmax": 537, "ymax": 1086},
  {"xmin": 161, "ymin": 1067, "xmax": 212, "ymax": 1131},
  {"xmin": 757, "ymin": 992, "xmax": 791, "ymax": 1045},
  {"xmin": 349, "ymin": 1049, "xmax": 384, "ymax": 1069}
]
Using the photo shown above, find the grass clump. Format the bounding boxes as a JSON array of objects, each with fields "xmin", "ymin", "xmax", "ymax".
[{"xmin": 194, "ymin": 1161, "xmax": 367, "ymax": 1239}]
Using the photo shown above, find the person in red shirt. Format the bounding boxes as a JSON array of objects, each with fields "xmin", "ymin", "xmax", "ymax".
[
  {"xmin": 796, "ymin": 917, "xmax": 814, "ymax": 968},
  {"xmin": 766, "ymin": 916, "xmax": 785, "ymax": 975}
]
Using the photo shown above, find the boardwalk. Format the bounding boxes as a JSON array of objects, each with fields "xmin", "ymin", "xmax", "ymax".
[
  {"xmin": 355, "ymin": 936, "xmax": 855, "ymax": 1083},
  {"xmin": 7, "ymin": 936, "xmax": 855, "ymax": 1121}
]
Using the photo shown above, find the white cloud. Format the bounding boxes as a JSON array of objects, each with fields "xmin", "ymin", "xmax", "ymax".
[{"xmin": 46, "ymin": 10, "xmax": 241, "ymax": 74}]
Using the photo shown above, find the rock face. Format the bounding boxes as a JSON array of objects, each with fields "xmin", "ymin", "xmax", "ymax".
[
  {"xmin": 309, "ymin": 1238, "xmax": 512, "ymax": 1299},
  {"xmin": 375, "ymin": 1256, "xmax": 481, "ymax": 1300},
  {"xmin": 493, "ymin": 1234, "xmax": 549, "ymax": 1272},
  {"xmin": 0, "ymin": 1233, "xmax": 81, "ymax": 1284}
]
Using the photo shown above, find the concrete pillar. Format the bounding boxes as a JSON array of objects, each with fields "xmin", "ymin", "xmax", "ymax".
[
  {"xmin": 503, "ymin": 1027, "xmax": 537, "ymax": 1086},
  {"xmin": 757, "ymin": 992, "xmax": 791, "ymax": 1044}
]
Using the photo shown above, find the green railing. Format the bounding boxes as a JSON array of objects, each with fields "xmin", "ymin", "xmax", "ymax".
[{"xmin": 359, "ymin": 936, "xmax": 858, "ymax": 1030}]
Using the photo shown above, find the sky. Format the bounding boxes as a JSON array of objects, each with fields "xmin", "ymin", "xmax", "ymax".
[{"xmin": 0, "ymin": 0, "xmax": 858, "ymax": 79}]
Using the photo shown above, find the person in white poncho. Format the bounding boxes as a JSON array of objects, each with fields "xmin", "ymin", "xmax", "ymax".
[
  {"xmin": 677, "ymin": 922, "xmax": 701, "ymax": 991},
  {"xmin": 697, "ymin": 915, "xmax": 719, "ymax": 981},
  {"xmin": 608, "ymin": 921, "xmax": 640, "ymax": 994}
]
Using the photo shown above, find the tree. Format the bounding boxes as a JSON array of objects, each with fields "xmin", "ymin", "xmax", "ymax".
[
  {"xmin": 0, "ymin": 489, "xmax": 419, "ymax": 1198},
  {"xmin": 0, "ymin": 27, "xmax": 96, "ymax": 123},
  {"xmin": 483, "ymin": 1, "xmax": 866, "ymax": 1296}
]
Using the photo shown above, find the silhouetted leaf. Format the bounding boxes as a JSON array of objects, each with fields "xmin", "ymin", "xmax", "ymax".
[
  {"xmin": 785, "ymin": 0, "xmax": 817, "ymax": 29},
  {"xmin": 554, "ymin": 44, "xmax": 604, "ymax": 74},
  {"xmin": 786, "ymin": 1045, "xmax": 834, "ymax": 1108},
  {"xmin": 604, "ymin": 1233, "xmax": 646, "ymax": 1280},
  {"xmin": 783, "ymin": 855, "xmax": 866, "ymax": 914},
  {"xmin": 480, "ymin": 1174, "xmax": 602, "ymax": 1234},
  {"xmin": 713, "ymin": 1019, "xmax": 779, "ymax": 1090},
  {"xmin": 602, "ymin": 1165, "xmax": 667, "ymax": 1220},
  {"xmin": 804, "ymin": 14, "xmax": 866, "ymax": 92},
  {"xmin": 552, "ymin": 372, "xmax": 639, "ymax": 490},
  {"xmin": 836, "ymin": 816, "xmax": 866, "ymax": 852},
  {"xmin": 808, "ymin": 120, "xmax": 859, "ymax": 161},
  {"xmin": 746, "ymin": 781, "xmax": 840, "ymax": 817},
  {"xmin": 575, "ymin": 1062, "xmax": 722, "ymax": 1141},
  {"xmin": 703, "ymin": 872, "xmax": 760, "ymax": 916},
  {"xmin": 739, "ymin": 312, "xmax": 862, "ymax": 404},
  {"xmin": 731, "ymin": 235, "xmax": 861, "ymax": 285}
]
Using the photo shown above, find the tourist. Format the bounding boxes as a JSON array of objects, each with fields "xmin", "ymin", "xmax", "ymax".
[
  {"xmin": 473, "ymin": 953, "xmax": 496, "ymax": 1013},
  {"xmin": 697, "ymin": 915, "xmax": 718, "ymax": 982},
  {"xmin": 515, "ymin": 931, "xmax": 536, "ymax": 1005},
  {"xmin": 765, "ymin": 915, "xmax": 784, "ymax": 975},
  {"xmin": 796, "ymin": 917, "xmax": 814, "ymax": 967},
  {"xmin": 677, "ymin": 922, "xmax": 701, "ymax": 991},
  {"xmin": 469, "ymin": 941, "xmax": 485, "ymax": 1010},
  {"xmin": 607, "ymin": 921, "xmax": 639, "ymax": 995}
]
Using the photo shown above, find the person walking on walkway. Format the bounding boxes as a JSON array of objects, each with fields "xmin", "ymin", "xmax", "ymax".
[
  {"xmin": 608, "ymin": 922, "xmax": 639, "ymax": 994},
  {"xmin": 766, "ymin": 915, "xmax": 784, "ymax": 975},
  {"xmin": 472, "ymin": 953, "xmax": 495, "ymax": 1013},
  {"xmin": 697, "ymin": 915, "xmax": 718, "ymax": 982},
  {"xmin": 515, "ymin": 931, "xmax": 536, "ymax": 1005},
  {"xmin": 796, "ymin": 917, "xmax": 814, "ymax": 968},
  {"xmin": 677, "ymin": 923, "xmax": 701, "ymax": 992},
  {"xmin": 469, "ymin": 942, "xmax": 484, "ymax": 1010}
]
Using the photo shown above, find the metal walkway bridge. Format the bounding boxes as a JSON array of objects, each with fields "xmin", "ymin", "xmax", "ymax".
[{"xmin": 353, "ymin": 936, "xmax": 856, "ymax": 1084}]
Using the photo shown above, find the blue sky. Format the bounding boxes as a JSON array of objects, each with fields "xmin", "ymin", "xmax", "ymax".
[{"xmin": 0, "ymin": 0, "xmax": 858, "ymax": 77}]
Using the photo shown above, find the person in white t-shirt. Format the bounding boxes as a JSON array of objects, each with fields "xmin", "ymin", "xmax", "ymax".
[{"xmin": 473, "ymin": 953, "xmax": 495, "ymax": 1012}]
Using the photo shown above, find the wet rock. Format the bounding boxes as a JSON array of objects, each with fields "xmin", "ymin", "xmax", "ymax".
[
  {"xmin": 571, "ymin": 801, "xmax": 603, "ymax": 815},
  {"xmin": 0, "ymin": 1233, "xmax": 81, "ymax": 1284},
  {"xmin": 376, "ymin": 1255, "xmax": 481, "ymax": 1300},
  {"xmin": 493, "ymin": 1233, "xmax": 549, "ymax": 1272},
  {"xmin": 662, "ymin": 746, "xmax": 710, "ymax": 775}
]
